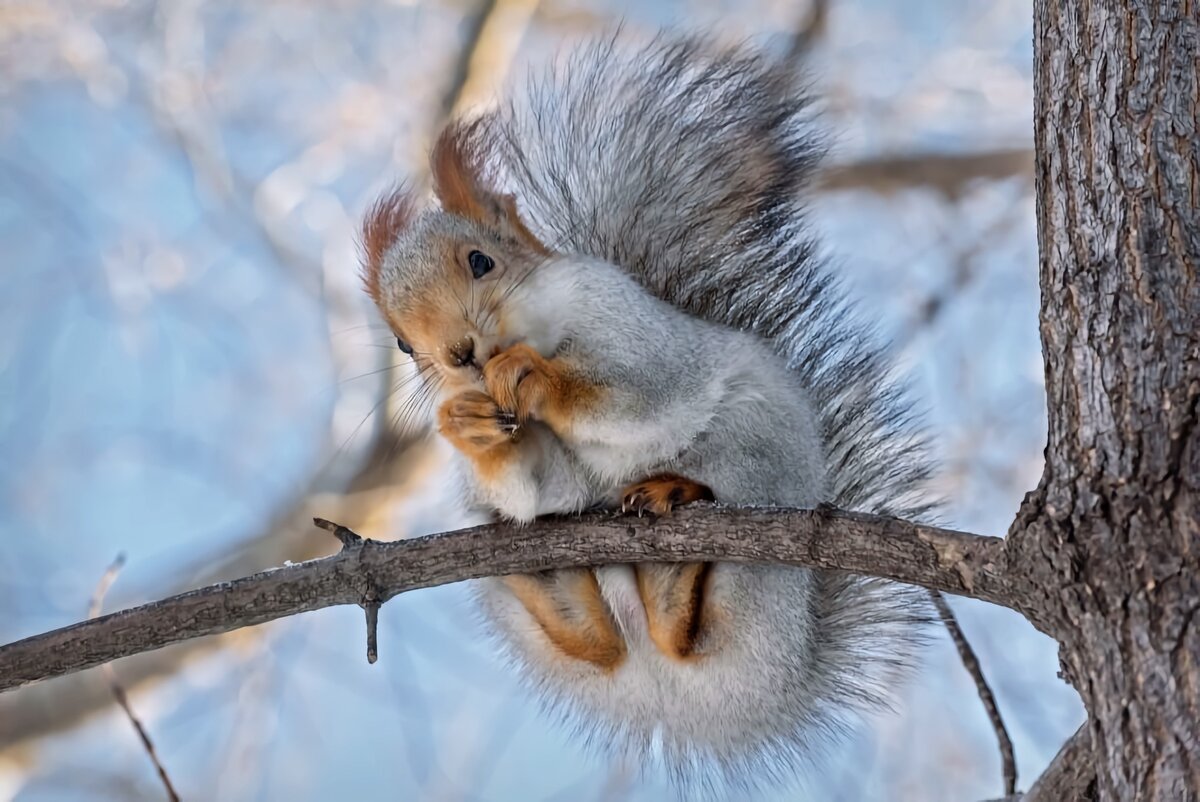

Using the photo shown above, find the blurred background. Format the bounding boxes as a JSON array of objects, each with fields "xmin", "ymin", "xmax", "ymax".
[{"xmin": 0, "ymin": 0, "xmax": 1082, "ymax": 799}]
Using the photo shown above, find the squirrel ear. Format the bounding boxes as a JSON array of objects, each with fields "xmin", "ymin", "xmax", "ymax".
[
  {"xmin": 431, "ymin": 121, "xmax": 550, "ymax": 256},
  {"xmin": 360, "ymin": 184, "xmax": 415, "ymax": 304}
]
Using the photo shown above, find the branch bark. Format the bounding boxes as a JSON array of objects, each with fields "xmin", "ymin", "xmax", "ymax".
[
  {"xmin": 0, "ymin": 506, "xmax": 1013, "ymax": 695},
  {"xmin": 1023, "ymin": 725, "xmax": 1096, "ymax": 802}
]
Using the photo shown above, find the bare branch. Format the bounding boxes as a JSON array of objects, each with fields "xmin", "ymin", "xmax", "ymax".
[
  {"xmin": 933, "ymin": 591, "xmax": 1017, "ymax": 795},
  {"xmin": 0, "ymin": 506, "xmax": 1016, "ymax": 695}
]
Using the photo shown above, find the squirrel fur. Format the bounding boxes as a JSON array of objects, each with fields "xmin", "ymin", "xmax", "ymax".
[{"xmin": 361, "ymin": 34, "xmax": 934, "ymax": 790}]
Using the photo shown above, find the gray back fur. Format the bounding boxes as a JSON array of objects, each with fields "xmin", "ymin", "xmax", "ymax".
[{"xmin": 482, "ymin": 34, "xmax": 937, "ymax": 522}]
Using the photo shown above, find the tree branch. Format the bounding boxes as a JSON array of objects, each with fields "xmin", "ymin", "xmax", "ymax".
[{"xmin": 0, "ymin": 506, "xmax": 1016, "ymax": 695}]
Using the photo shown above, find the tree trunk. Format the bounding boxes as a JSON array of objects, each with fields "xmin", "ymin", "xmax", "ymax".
[{"xmin": 1017, "ymin": 0, "xmax": 1199, "ymax": 798}]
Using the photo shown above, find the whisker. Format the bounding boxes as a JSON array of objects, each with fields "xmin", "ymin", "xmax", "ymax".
[
  {"xmin": 331, "ymin": 373, "xmax": 410, "ymax": 459},
  {"xmin": 336, "ymin": 364, "xmax": 402, "ymax": 386},
  {"xmin": 332, "ymin": 323, "xmax": 395, "ymax": 335}
]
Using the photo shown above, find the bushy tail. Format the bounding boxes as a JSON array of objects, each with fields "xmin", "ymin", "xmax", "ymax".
[
  {"xmin": 479, "ymin": 34, "xmax": 938, "ymax": 791},
  {"xmin": 484, "ymin": 33, "xmax": 936, "ymax": 521}
]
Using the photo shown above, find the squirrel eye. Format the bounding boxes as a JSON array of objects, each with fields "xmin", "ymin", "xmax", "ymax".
[
  {"xmin": 468, "ymin": 250, "xmax": 495, "ymax": 279},
  {"xmin": 395, "ymin": 337, "xmax": 413, "ymax": 356}
]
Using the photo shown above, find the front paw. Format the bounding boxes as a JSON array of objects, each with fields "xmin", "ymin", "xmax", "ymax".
[
  {"xmin": 483, "ymin": 343, "xmax": 548, "ymax": 422},
  {"xmin": 437, "ymin": 390, "xmax": 519, "ymax": 459}
]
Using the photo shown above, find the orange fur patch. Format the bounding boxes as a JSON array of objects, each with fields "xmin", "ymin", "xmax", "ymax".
[
  {"xmin": 483, "ymin": 343, "xmax": 603, "ymax": 437},
  {"xmin": 360, "ymin": 185, "xmax": 416, "ymax": 304},
  {"xmin": 436, "ymin": 390, "xmax": 518, "ymax": 481},
  {"xmin": 635, "ymin": 562, "xmax": 714, "ymax": 661},
  {"xmin": 502, "ymin": 570, "xmax": 627, "ymax": 671},
  {"xmin": 397, "ymin": 272, "xmax": 476, "ymax": 367}
]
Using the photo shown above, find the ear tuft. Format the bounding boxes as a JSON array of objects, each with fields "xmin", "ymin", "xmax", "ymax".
[
  {"xmin": 430, "ymin": 119, "xmax": 492, "ymax": 222},
  {"xmin": 431, "ymin": 119, "xmax": 550, "ymax": 255},
  {"xmin": 360, "ymin": 185, "xmax": 415, "ymax": 303}
]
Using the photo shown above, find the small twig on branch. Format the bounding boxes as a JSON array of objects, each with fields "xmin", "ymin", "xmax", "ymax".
[
  {"xmin": 313, "ymin": 517, "xmax": 380, "ymax": 664},
  {"xmin": 314, "ymin": 516, "xmax": 363, "ymax": 549},
  {"xmin": 363, "ymin": 588, "xmax": 380, "ymax": 665},
  {"xmin": 0, "ymin": 506, "xmax": 1018, "ymax": 695},
  {"xmin": 933, "ymin": 591, "xmax": 1017, "ymax": 796},
  {"xmin": 88, "ymin": 555, "xmax": 182, "ymax": 802}
]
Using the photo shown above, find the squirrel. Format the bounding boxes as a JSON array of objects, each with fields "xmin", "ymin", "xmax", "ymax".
[{"xmin": 360, "ymin": 34, "xmax": 935, "ymax": 790}]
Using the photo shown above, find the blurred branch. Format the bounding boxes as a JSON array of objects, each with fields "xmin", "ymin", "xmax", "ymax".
[
  {"xmin": 0, "ymin": 506, "xmax": 1017, "ymax": 694},
  {"xmin": 441, "ymin": 0, "xmax": 502, "ymax": 119},
  {"xmin": 88, "ymin": 554, "xmax": 181, "ymax": 802},
  {"xmin": 895, "ymin": 188, "xmax": 1032, "ymax": 352},
  {"xmin": 933, "ymin": 592, "xmax": 1017, "ymax": 796},
  {"xmin": 784, "ymin": 0, "xmax": 830, "ymax": 63},
  {"xmin": 87, "ymin": 556, "xmax": 128, "ymax": 621},
  {"xmin": 819, "ymin": 148, "xmax": 1034, "ymax": 199},
  {"xmin": 147, "ymin": 2, "xmax": 325, "ymax": 294},
  {"xmin": 442, "ymin": 0, "xmax": 542, "ymax": 130}
]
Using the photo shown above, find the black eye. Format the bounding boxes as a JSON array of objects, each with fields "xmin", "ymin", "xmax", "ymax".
[
  {"xmin": 396, "ymin": 337, "xmax": 413, "ymax": 355},
  {"xmin": 468, "ymin": 250, "xmax": 494, "ymax": 279}
]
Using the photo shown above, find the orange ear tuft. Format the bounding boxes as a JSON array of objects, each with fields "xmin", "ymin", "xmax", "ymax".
[
  {"xmin": 430, "ymin": 120, "xmax": 491, "ymax": 222},
  {"xmin": 431, "ymin": 120, "xmax": 550, "ymax": 256},
  {"xmin": 360, "ymin": 185, "xmax": 415, "ymax": 303}
]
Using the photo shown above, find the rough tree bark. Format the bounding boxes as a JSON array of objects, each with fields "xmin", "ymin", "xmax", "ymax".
[{"xmin": 1010, "ymin": 0, "xmax": 1199, "ymax": 798}]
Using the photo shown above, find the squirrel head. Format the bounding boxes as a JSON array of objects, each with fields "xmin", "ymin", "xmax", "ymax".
[{"xmin": 361, "ymin": 120, "xmax": 553, "ymax": 397}]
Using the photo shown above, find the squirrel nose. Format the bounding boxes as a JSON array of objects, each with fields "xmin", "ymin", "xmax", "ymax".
[{"xmin": 449, "ymin": 338, "xmax": 476, "ymax": 368}]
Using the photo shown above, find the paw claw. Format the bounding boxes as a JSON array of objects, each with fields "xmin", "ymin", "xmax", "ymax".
[
  {"xmin": 496, "ymin": 411, "xmax": 520, "ymax": 435},
  {"xmin": 618, "ymin": 474, "xmax": 714, "ymax": 518},
  {"xmin": 483, "ymin": 344, "xmax": 544, "ymax": 421},
  {"xmin": 438, "ymin": 391, "xmax": 520, "ymax": 454}
]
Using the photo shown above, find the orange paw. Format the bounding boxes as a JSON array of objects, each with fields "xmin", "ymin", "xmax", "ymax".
[
  {"xmin": 621, "ymin": 473, "xmax": 715, "ymax": 516},
  {"xmin": 437, "ymin": 391, "xmax": 518, "ymax": 474},
  {"xmin": 483, "ymin": 343, "xmax": 548, "ymax": 422}
]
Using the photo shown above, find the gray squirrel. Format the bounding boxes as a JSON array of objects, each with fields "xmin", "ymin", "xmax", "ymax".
[{"xmin": 360, "ymin": 34, "xmax": 934, "ymax": 789}]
